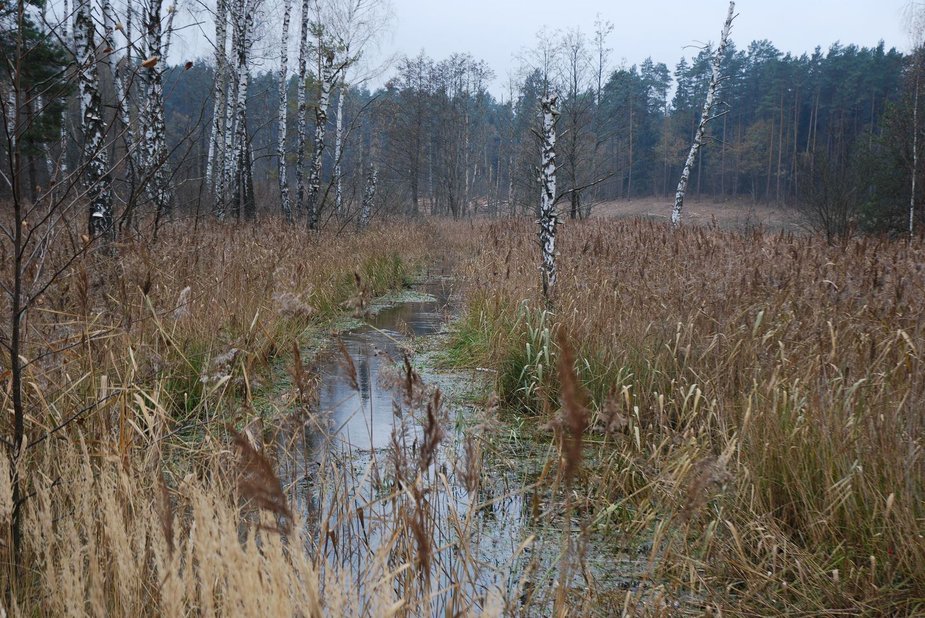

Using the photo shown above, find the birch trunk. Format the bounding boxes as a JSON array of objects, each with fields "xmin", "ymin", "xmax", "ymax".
[
  {"xmin": 229, "ymin": 0, "xmax": 256, "ymax": 218},
  {"xmin": 220, "ymin": 0, "xmax": 243, "ymax": 211},
  {"xmin": 277, "ymin": 0, "xmax": 293, "ymax": 221},
  {"xmin": 333, "ymin": 83, "xmax": 345, "ymax": 218},
  {"xmin": 141, "ymin": 0, "xmax": 173, "ymax": 217},
  {"xmin": 206, "ymin": 0, "xmax": 228, "ymax": 212},
  {"xmin": 912, "ymin": 74, "xmax": 919, "ymax": 237},
  {"xmin": 306, "ymin": 48, "xmax": 334, "ymax": 230},
  {"xmin": 360, "ymin": 165, "xmax": 377, "ymax": 228},
  {"xmin": 103, "ymin": 0, "xmax": 135, "ymax": 201},
  {"xmin": 671, "ymin": 0, "xmax": 735, "ymax": 227},
  {"xmin": 539, "ymin": 93, "xmax": 559, "ymax": 298},
  {"xmin": 57, "ymin": 0, "xmax": 71, "ymax": 180},
  {"xmin": 75, "ymin": 0, "xmax": 114, "ymax": 241},
  {"xmin": 295, "ymin": 0, "xmax": 310, "ymax": 217}
]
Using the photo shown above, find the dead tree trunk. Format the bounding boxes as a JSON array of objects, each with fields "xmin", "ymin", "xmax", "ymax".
[
  {"xmin": 539, "ymin": 93, "xmax": 559, "ymax": 298},
  {"xmin": 671, "ymin": 0, "xmax": 735, "ymax": 227}
]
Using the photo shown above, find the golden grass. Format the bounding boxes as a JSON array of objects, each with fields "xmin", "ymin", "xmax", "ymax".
[
  {"xmin": 453, "ymin": 218, "xmax": 925, "ymax": 614},
  {"xmin": 0, "ymin": 219, "xmax": 459, "ymax": 616},
  {"xmin": 2, "ymin": 216, "xmax": 923, "ymax": 615}
]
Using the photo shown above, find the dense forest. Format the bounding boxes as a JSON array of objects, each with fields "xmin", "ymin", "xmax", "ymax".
[
  {"xmin": 160, "ymin": 38, "xmax": 920, "ymax": 232},
  {"xmin": 2, "ymin": 0, "xmax": 923, "ymax": 235}
]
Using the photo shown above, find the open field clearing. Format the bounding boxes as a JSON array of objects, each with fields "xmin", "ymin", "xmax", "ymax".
[{"xmin": 591, "ymin": 199, "xmax": 803, "ymax": 232}]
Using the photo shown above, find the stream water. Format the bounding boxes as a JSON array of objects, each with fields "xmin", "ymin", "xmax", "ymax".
[{"xmin": 272, "ymin": 279, "xmax": 643, "ymax": 614}]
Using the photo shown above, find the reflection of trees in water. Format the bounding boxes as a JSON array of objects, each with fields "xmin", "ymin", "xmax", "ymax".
[{"xmin": 357, "ymin": 350, "xmax": 372, "ymax": 403}]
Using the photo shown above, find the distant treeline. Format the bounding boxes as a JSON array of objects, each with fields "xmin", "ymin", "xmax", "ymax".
[{"xmin": 160, "ymin": 38, "xmax": 914, "ymax": 229}]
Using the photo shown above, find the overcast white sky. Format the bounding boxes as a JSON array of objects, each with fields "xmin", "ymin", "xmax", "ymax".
[
  {"xmin": 378, "ymin": 0, "xmax": 909, "ymax": 92},
  {"xmin": 170, "ymin": 0, "xmax": 913, "ymax": 95}
]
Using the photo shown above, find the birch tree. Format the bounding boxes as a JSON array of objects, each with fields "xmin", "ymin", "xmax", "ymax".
[
  {"xmin": 140, "ymin": 0, "xmax": 173, "ymax": 219},
  {"xmin": 539, "ymin": 92, "xmax": 559, "ymax": 298},
  {"xmin": 911, "ymin": 64, "xmax": 919, "ymax": 237},
  {"xmin": 322, "ymin": 0, "xmax": 393, "ymax": 221},
  {"xmin": 57, "ymin": 0, "xmax": 71, "ymax": 180},
  {"xmin": 206, "ymin": 0, "xmax": 228, "ymax": 211},
  {"xmin": 332, "ymin": 80, "xmax": 344, "ymax": 217},
  {"xmin": 277, "ymin": 0, "xmax": 294, "ymax": 221},
  {"xmin": 305, "ymin": 42, "xmax": 335, "ymax": 230},
  {"xmin": 229, "ymin": 0, "xmax": 257, "ymax": 218},
  {"xmin": 360, "ymin": 164, "xmax": 376, "ymax": 227},
  {"xmin": 75, "ymin": 0, "xmax": 114, "ymax": 241},
  {"xmin": 295, "ymin": 0, "xmax": 310, "ymax": 217},
  {"xmin": 906, "ymin": 1, "xmax": 925, "ymax": 236},
  {"xmin": 116, "ymin": 0, "xmax": 138, "ymax": 201},
  {"xmin": 671, "ymin": 0, "xmax": 735, "ymax": 227}
]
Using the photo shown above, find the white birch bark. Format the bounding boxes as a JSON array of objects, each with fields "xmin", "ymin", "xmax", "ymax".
[
  {"xmin": 220, "ymin": 0, "xmax": 242, "ymax": 209},
  {"xmin": 539, "ymin": 93, "xmax": 559, "ymax": 298},
  {"xmin": 75, "ymin": 0, "xmax": 114, "ymax": 241},
  {"xmin": 206, "ymin": 0, "xmax": 228, "ymax": 211},
  {"xmin": 102, "ymin": 0, "xmax": 134, "ymax": 187},
  {"xmin": 295, "ymin": 0, "xmax": 310, "ymax": 217},
  {"xmin": 141, "ymin": 0, "xmax": 173, "ymax": 217},
  {"xmin": 360, "ymin": 165, "xmax": 377, "ymax": 228},
  {"xmin": 57, "ymin": 0, "xmax": 71, "ymax": 179},
  {"xmin": 277, "ymin": 0, "xmax": 293, "ymax": 222},
  {"xmin": 118, "ymin": 0, "xmax": 135, "ymax": 137},
  {"xmin": 671, "ymin": 1, "xmax": 735, "ymax": 227},
  {"xmin": 306, "ymin": 47, "xmax": 335, "ymax": 230},
  {"xmin": 912, "ymin": 75, "xmax": 919, "ymax": 237},
  {"xmin": 229, "ymin": 0, "xmax": 256, "ymax": 218},
  {"xmin": 333, "ymin": 82, "xmax": 345, "ymax": 218},
  {"xmin": 221, "ymin": 55, "xmax": 238, "ymax": 212}
]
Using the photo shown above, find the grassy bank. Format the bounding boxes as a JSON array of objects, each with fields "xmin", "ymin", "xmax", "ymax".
[
  {"xmin": 450, "ymin": 219, "xmax": 925, "ymax": 615},
  {"xmin": 0, "ymin": 220, "xmax": 441, "ymax": 615}
]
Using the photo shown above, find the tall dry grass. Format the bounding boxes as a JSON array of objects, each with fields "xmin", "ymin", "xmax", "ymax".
[
  {"xmin": 0, "ymin": 220, "xmax": 469, "ymax": 616},
  {"xmin": 4, "ymin": 215, "xmax": 923, "ymax": 615},
  {"xmin": 452, "ymin": 219, "xmax": 925, "ymax": 614}
]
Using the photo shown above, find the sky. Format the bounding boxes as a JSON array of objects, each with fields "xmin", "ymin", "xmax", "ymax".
[
  {"xmin": 368, "ymin": 0, "xmax": 911, "ymax": 94},
  {"xmin": 166, "ymin": 0, "xmax": 914, "ymax": 96}
]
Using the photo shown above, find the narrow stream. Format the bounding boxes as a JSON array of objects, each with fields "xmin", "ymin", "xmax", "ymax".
[{"xmin": 272, "ymin": 279, "xmax": 642, "ymax": 613}]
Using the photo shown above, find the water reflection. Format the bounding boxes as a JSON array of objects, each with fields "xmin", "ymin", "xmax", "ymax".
[{"xmin": 270, "ymin": 280, "xmax": 637, "ymax": 612}]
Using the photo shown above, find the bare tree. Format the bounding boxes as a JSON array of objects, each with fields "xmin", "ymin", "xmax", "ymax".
[
  {"xmin": 558, "ymin": 28, "xmax": 594, "ymax": 220},
  {"xmin": 671, "ymin": 1, "xmax": 735, "ymax": 227}
]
